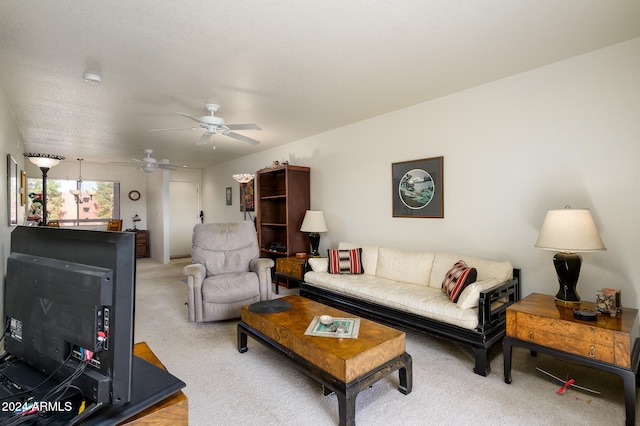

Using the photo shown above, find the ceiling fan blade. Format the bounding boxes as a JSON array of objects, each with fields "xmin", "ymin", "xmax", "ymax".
[
  {"xmin": 177, "ymin": 112, "xmax": 207, "ymax": 124},
  {"xmin": 226, "ymin": 124, "xmax": 261, "ymax": 131},
  {"xmin": 197, "ymin": 132, "xmax": 213, "ymax": 145},
  {"xmin": 108, "ymin": 161, "xmax": 138, "ymax": 167},
  {"xmin": 157, "ymin": 163, "xmax": 185, "ymax": 170},
  {"xmin": 226, "ymin": 132, "xmax": 260, "ymax": 146},
  {"xmin": 148, "ymin": 127, "xmax": 194, "ymax": 132}
]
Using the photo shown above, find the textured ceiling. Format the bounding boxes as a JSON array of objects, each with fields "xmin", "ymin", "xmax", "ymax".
[{"xmin": 1, "ymin": 1, "xmax": 639, "ymax": 169}]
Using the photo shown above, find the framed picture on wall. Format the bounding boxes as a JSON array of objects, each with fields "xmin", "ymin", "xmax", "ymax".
[
  {"xmin": 7, "ymin": 154, "xmax": 18, "ymax": 225},
  {"xmin": 20, "ymin": 170, "xmax": 26, "ymax": 206},
  {"xmin": 240, "ymin": 180, "xmax": 255, "ymax": 212},
  {"xmin": 226, "ymin": 187, "xmax": 232, "ymax": 206},
  {"xmin": 392, "ymin": 156, "xmax": 444, "ymax": 218}
]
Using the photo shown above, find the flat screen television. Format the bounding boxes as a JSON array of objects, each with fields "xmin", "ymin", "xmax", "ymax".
[{"xmin": 4, "ymin": 226, "xmax": 135, "ymax": 412}]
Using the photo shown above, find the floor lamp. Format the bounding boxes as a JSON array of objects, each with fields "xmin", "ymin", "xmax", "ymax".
[
  {"xmin": 232, "ymin": 173, "xmax": 254, "ymax": 220},
  {"xmin": 24, "ymin": 153, "xmax": 65, "ymax": 226}
]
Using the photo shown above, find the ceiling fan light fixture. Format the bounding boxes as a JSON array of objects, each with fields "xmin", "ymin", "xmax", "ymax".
[
  {"xmin": 141, "ymin": 163, "xmax": 157, "ymax": 173},
  {"xmin": 83, "ymin": 72, "xmax": 103, "ymax": 84}
]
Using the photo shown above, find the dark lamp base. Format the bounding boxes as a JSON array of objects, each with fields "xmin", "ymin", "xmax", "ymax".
[
  {"xmin": 308, "ymin": 232, "xmax": 321, "ymax": 257},
  {"xmin": 553, "ymin": 252, "xmax": 582, "ymax": 304}
]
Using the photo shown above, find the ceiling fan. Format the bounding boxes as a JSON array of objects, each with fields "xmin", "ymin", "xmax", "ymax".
[
  {"xmin": 111, "ymin": 149, "xmax": 185, "ymax": 173},
  {"xmin": 149, "ymin": 103, "xmax": 261, "ymax": 146}
]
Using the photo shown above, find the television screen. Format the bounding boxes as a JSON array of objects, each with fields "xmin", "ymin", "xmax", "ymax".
[{"xmin": 4, "ymin": 226, "xmax": 135, "ymax": 408}]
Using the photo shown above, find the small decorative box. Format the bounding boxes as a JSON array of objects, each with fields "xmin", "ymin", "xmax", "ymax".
[{"xmin": 595, "ymin": 288, "xmax": 621, "ymax": 316}]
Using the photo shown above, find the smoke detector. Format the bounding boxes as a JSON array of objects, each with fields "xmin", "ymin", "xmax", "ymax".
[{"xmin": 83, "ymin": 72, "xmax": 102, "ymax": 84}]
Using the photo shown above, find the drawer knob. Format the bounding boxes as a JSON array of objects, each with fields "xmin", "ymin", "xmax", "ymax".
[
  {"xmin": 528, "ymin": 331, "xmax": 534, "ymax": 341},
  {"xmin": 588, "ymin": 346, "xmax": 596, "ymax": 358}
]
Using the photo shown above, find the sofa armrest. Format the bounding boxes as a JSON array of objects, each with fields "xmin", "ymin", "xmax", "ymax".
[
  {"xmin": 250, "ymin": 257, "xmax": 275, "ymax": 300},
  {"xmin": 307, "ymin": 257, "xmax": 328, "ymax": 273},
  {"xmin": 183, "ymin": 263, "xmax": 206, "ymax": 322},
  {"xmin": 477, "ymin": 269, "xmax": 520, "ymax": 332}
]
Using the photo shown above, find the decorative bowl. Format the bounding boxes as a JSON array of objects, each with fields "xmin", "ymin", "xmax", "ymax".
[{"xmin": 319, "ymin": 315, "xmax": 334, "ymax": 325}]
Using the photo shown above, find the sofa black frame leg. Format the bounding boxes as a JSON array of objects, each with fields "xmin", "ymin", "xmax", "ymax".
[{"xmin": 472, "ymin": 346, "xmax": 491, "ymax": 376}]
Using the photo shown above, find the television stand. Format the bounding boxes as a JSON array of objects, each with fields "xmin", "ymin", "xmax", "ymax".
[{"xmin": 81, "ymin": 342, "xmax": 187, "ymax": 425}]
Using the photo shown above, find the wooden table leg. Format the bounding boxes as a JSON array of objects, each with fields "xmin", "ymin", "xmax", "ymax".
[
  {"xmin": 503, "ymin": 336, "xmax": 513, "ymax": 384},
  {"xmin": 621, "ymin": 369, "xmax": 636, "ymax": 426},
  {"xmin": 398, "ymin": 353, "xmax": 412, "ymax": 394},
  {"xmin": 335, "ymin": 388, "xmax": 357, "ymax": 426},
  {"xmin": 237, "ymin": 324, "xmax": 248, "ymax": 353}
]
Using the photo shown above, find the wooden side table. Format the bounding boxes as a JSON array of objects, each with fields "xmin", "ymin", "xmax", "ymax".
[
  {"xmin": 274, "ymin": 256, "xmax": 309, "ymax": 294},
  {"xmin": 504, "ymin": 293, "xmax": 640, "ymax": 426}
]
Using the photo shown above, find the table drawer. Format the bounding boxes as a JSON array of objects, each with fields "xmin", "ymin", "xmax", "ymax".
[
  {"xmin": 276, "ymin": 257, "xmax": 306, "ymax": 279},
  {"xmin": 514, "ymin": 323, "xmax": 614, "ymax": 363},
  {"xmin": 511, "ymin": 311, "xmax": 615, "ymax": 363}
]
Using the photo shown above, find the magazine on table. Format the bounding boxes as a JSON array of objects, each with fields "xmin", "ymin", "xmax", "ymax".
[{"xmin": 304, "ymin": 316, "xmax": 360, "ymax": 339}]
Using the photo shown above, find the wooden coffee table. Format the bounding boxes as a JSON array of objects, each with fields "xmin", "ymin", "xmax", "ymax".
[{"xmin": 237, "ymin": 295, "xmax": 412, "ymax": 426}]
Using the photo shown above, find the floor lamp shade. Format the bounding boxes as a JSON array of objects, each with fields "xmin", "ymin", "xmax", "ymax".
[
  {"xmin": 300, "ymin": 210, "xmax": 328, "ymax": 257},
  {"xmin": 535, "ymin": 208, "xmax": 606, "ymax": 303},
  {"xmin": 24, "ymin": 153, "xmax": 65, "ymax": 226}
]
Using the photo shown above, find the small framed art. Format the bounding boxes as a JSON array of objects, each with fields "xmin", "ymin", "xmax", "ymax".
[
  {"xmin": 226, "ymin": 187, "xmax": 232, "ymax": 206},
  {"xmin": 7, "ymin": 154, "xmax": 18, "ymax": 225},
  {"xmin": 392, "ymin": 156, "xmax": 443, "ymax": 218}
]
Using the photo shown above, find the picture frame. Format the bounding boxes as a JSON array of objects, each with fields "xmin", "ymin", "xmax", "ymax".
[
  {"xmin": 225, "ymin": 187, "xmax": 232, "ymax": 206},
  {"xmin": 7, "ymin": 154, "xmax": 18, "ymax": 225},
  {"xmin": 240, "ymin": 180, "xmax": 255, "ymax": 212},
  {"xmin": 20, "ymin": 170, "xmax": 26, "ymax": 206},
  {"xmin": 392, "ymin": 156, "xmax": 444, "ymax": 218}
]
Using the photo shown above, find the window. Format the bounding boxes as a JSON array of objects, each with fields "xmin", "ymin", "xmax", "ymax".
[{"xmin": 26, "ymin": 178, "xmax": 120, "ymax": 226}]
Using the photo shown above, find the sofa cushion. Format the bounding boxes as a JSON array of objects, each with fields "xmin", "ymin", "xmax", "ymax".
[
  {"xmin": 456, "ymin": 278, "xmax": 501, "ymax": 310},
  {"xmin": 441, "ymin": 260, "xmax": 477, "ymax": 302},
  {"xmin": 303, "ymin": 271, "xmax": 480, "ymax": 329},
  {"xmin": 328, "ymin": 248, "xmax": 364, "ymax": 274},
  {"xmin": 429, "ymin": 253, "xmax": 513, "ymax": 289},
  {"xmin": 376, "ymin": 247, "xmax": 434, "ymax": 286},
  {"xmin": 338, "ymin": 242, "xmax": 379, "ymax": 275}
]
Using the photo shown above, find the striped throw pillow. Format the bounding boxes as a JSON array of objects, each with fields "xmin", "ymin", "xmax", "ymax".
[
  {"xmin": 328, "ymin": 248, "xmax": 364, "ymax": 274},
  {"xmin": 441, "ymin": 260, "xmax": 477, "ymax": 302}
]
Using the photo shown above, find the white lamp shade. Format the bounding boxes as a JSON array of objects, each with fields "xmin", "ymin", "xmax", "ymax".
[
  {"xmin": 535, "ymin": 208, "xmax": 606, "ymax": 252},
  {"xmin": 232, "ymin": 173, "xmax": 254, "ymax": 183},
  {"xmin": 300, "ymin": 210, "xmax": 328, "ymax": 233},
  {"xmin": 24, "ymin": 153, "xmax": 65, "ymax": 169}
]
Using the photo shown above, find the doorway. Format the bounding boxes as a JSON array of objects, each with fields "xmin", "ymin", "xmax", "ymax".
[{"xmin": 169, "ymin": 181, "xmax": 199, "ymax": 258}]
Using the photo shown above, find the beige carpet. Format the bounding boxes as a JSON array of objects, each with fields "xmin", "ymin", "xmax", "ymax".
[{"xmin": 134, "ymin": 258, "xmax": 637, "ymax": 425}]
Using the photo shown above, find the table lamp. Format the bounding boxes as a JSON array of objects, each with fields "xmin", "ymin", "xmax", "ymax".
[
  {"xmin": 132, "ymin": 213, "xmax": 141, "ymax": 229},
  {"xmin": 535, "ymin": 207, "xmax": 606, "ymax": 304},
  {"xmin": 300, "ymin": 210, "xmax": 328, "ymax": 257}
]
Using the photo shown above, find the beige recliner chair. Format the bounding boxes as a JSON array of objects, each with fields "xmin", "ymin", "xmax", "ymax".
[{"xmin": 183, "ymin": 222, "xmax": 274, "ymax": 322}]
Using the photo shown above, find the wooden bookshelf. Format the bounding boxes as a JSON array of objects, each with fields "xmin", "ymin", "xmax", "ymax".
[{"xmin": 256, "ymin": 165, "xmax": 310, "ymax": 261}]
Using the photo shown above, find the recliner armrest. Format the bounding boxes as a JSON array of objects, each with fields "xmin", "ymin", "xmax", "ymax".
[
  {"xmin": 249, "ymin": 257, "xmax": 275, "ymax": 272},
  {"xmin": 250, "ymin": 257, "xmax": 275, "ymax": 300},
  {"xmin": 183, "ymin": 263, "xmax": 206, "ymax": 322},
  {"xmin": 183, "ymin": 263, "xmax": 206, "ymax": 287}
]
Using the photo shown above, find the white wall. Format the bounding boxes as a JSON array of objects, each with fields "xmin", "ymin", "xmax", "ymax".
[
  {"xmin": 204, "ymin": 38, "xmax": 640, "ymax": 308},
  {"xmin": 0, "ymin": 88, "xmax": 25, "ymax": 352}
]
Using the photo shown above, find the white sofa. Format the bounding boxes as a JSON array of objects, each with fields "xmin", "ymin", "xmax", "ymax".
[{"xmin": 300, "ymin": 242, "xmax": 520, "ymax": 376}]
